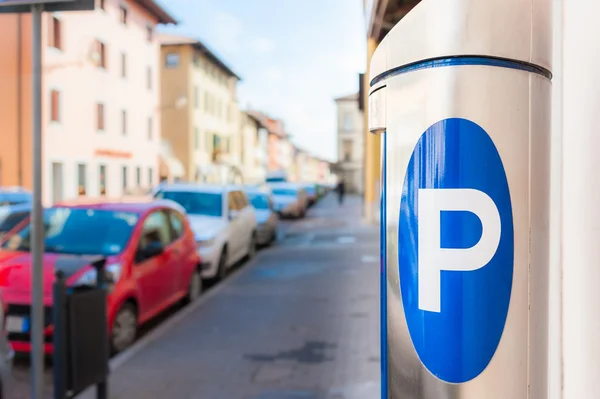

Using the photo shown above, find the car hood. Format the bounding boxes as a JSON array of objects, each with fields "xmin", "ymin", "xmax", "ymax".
[
  {"xmin": 0, "ymin": 251, "xmax": 110, "ymax": 294},
  {"xmin": 255, "ymin": 210, "xmax": 272, "ymax": 224},
  {"xmin": 273, "ymin": 196, "xmax": 296, "ymax": 205},
  {"xmin": 187, "ymin": 215, "xmax": 226, "ymax": 240}
]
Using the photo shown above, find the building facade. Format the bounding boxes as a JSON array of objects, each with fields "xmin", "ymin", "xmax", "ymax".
[
  {"xmin": 0, "ymin": 0, "xmax": 176, "ymax": 204},
  {"xmin": 159, "ymin": 33, "xmax": 242, "ymax": 185},
  {"xmin": 239, "ymin": 111, "xmax": 269, "ymax": 185},
  {"xmin": 335, "ymin": 93, "xmax": 364, "ymax": 194}
]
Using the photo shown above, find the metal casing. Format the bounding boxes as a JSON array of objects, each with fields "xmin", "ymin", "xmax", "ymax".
[{"xmin": 371, "ymin": 1, "xmax": 551, "ymax": 398}]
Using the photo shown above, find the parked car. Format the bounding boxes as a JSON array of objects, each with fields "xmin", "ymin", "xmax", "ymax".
[
  {"xmin": 269, "ymin": 183, "xmax": 308, "ymax": 219},
  {"xmin": 302, "ymin": 183, "xmax": 318, "ymax": 206},
  {"xmin": 154, "ymin": 184, "xmax": 257, "ymax": 282},
  {"xmin": 246, "ymin": 188, "xmax": 278, "ymax": 246},
  {"xmin": 0, "ymin": 294, "xmax": 14, "ymax": 399},
  {"xmin": 0, "ymin": 203, "xmax": 31, "ymax": 240},
  {"xmin": 0, "ymin": 198, "xmax": 202, "ymax": 354}
]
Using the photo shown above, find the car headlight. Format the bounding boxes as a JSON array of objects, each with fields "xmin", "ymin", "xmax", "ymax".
[
  {"xmin": 196, "ymin": 237, "xmax": 215, "ymax": 248},
  {"xmin": 74, "ymin": 263, "xmax": 122, "ymax": 287}
]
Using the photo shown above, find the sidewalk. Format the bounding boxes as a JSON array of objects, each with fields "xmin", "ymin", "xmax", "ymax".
[{"xmin": 79, "ymin": 194, "xmax": 380, "ymax": 399}]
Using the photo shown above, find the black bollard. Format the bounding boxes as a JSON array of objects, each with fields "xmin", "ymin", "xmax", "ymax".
[{"xmin": 53, "ymin": 270, "xmax": 67, "ymax": 399}]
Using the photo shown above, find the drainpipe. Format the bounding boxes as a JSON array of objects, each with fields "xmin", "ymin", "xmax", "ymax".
[{"xmin": 17, "ymin": 13, "xmax": 23, "ymax": 187}]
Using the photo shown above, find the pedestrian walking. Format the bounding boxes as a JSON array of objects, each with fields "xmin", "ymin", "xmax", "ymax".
[{"xmin": 336, "ymin": 179, "xmax": 346, "ymax": 205}]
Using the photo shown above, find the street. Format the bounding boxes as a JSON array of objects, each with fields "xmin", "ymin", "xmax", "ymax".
[{"xmin": 9, "ymin": 194, "xmax": 380, "ymax": 399}]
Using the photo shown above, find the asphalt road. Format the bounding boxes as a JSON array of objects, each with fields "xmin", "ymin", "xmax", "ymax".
[{"xmin": 9, "ymin": 194, "xmax": 380, "ymax": 399}]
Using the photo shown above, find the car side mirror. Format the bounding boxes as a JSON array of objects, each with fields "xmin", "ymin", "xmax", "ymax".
[{"xmin": 138, "ymin": 241, "xmax": 164, "ymax": 261}]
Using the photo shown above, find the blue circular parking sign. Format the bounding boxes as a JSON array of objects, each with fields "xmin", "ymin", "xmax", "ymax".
[{"xmin": 399, "ymin": 118, "xmax": 514, "ymax": 383}]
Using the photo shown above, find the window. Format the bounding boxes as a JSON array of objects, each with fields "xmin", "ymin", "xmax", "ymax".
[
  {"xmin": 0, "ymin": 212, "xmax": 30, "ymax": 235},
  {"xmin": 138, "ymin": 211, "xmax": 172, "ymax": 253},
  {"xmin": 206, "ymin": 132, "xmax": 212, "ymax": 153},
  {"xmin": 203, "ymin": 92, "xmax": 208, "ymax": 112},
  {"xmin": 121, "ymin": 53, "xmax": 127, "ymax": 78},
  {"xmin": 227, "ymin": 192, "xmax": 239, "ymax": 212},
  {"xmin": 247, "ymin": 193, "xmax": 270, "ymax": 210},
  {"xmin": 77, "ymin": 164, "xmax": 87, "ymax": 196},
  {"xmin": 2, "ymin": 208, "xmax": 139, "ymax": 256},
  {"xmin": 343, "ymin": 112, "xmax": 353, "ymax": 131},
  {"xmin": 154, "ymin": 191, "xmax": 223, "ymax": 217},
  {"xmin": 194, "ymin": 127, "xmax": 199, "ymax": 150},
  {"xmin": 168, "ymin": 211, "xmax": 185, "ymax": 240},
  {"xmin": 165, "ymin": 53, "xmax": 179, "ymax": 68},
  {"xmin": 136, "ymin": 167, "xmax": 141, "ymax": 186},
  {"xmin": 233, "ymin": 191, "xmax": 248, "ymax": 209},
  {"xmin": 119, "ymin": 5, "xmax": 128, "ymax": 25},
  {"xmin": 194, "ymin": 86, "xmax": 199, "ymax": 109},
  {"xmin": 148, "ymin": 168, "xmax": 153, "ymax": 186},
  {"xmin": 94, "ymin": 40, "xmax": 106, "ymax": 69},
  {"xmin": 147, "ymin": 117, "xmax": 153, "ymax": 140},
  {"xmin": 343, "ymin": 139, "xmax": 353, "ymax": 162},
  {"xmin": 146, "ymin": 25, "xmax": 153, "ymax": 42},
  {"xmin": 48, "ymin": 16, "xmax": 61, "ymax": 50},
  {"xmin": 98, "ymin": 0, "xmax": 105, "ymax": 10},
  {"xmin": 96, "ymin": 103, "xmax": 105, "ymax": 131},
  {"xmin": 121, "ymin": 166, "xmax": 128, "ymax": 189},
  {"xmin": 121, "ymin": 110, "xmax": 127, "ymax": 135},
  {"xmin": 212, "ymin": 134, "xmax": 221, "ymax": 151},
  {"xmin": 147, "ymin": 66, "xmax": 152, "ymax": 90},
  {"xmin": 50, "ymin": 90, "xmax": 60, "ymax": 122},
  {"xmin": 99, "ymin": 164, "xmax": 107, "ymax": 195}
]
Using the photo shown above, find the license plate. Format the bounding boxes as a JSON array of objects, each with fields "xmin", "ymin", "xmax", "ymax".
[{"xmin": 6, "ymin": 316, "xmax": 27, "ymax": 333}]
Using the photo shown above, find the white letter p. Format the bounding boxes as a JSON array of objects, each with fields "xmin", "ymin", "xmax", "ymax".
[{"xmin": 418, "ymin": 189, "xmax": 501, "ymax": 313}]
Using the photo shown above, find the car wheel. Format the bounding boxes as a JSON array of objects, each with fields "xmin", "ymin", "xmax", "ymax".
[
  {"xmin": 111, "ymin": 303, "xmax": 137, "ymax": 354},
  {"xmin": 247, "ymin": 233, "xmax": 257, "ymax": 260},
  {"xmin": 185, "ymin": 268, "xmax": 203, "ymax": 304}
]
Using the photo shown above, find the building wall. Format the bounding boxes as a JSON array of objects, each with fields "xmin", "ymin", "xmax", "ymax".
[
  {"xmin": 0, "ymin": 0, "xmax": 163, "ymax": 204},
  {"xmin": 160, "ymin": 44, "xmax": 192, "ymax": 179},
  {"xmin": 336, "ymin": 96, "xmax": 364, "ymax": 194}
]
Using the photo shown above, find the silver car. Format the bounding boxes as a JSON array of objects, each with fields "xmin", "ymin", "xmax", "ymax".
[
  {"xmin": 246, "ymin": 188, "xmax": 278, "ymax": 246},
  {"xmin": 0, "ymin": 295, "xmax": 14, "ymax": 398},
  {"xmin": 269, "ymin": 183, "xmax": 308, "ymax": 219}
]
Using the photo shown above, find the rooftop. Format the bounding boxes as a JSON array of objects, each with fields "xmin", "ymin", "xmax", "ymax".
[
  {"xmin": 335, "ymin": 93, "xmax": 359, "ymax": 102},
  {"xmin": 135, "ymin": 0, "xmax": 177, "ymax": 25},
  {"xmin": 158, "ymin": 33, "xmax": 241, "ymax": 80}
]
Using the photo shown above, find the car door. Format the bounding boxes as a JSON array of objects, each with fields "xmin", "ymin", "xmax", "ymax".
[
  {"xmin": 236, "ymin": 191, "xmax": 255, "ymax": 246},
  {"xmin": 134, "ymin": 210, "xmax": 174, "ymax": 319},
  {"xmin": 167, "ymin": 209, "xmax": 191, "ymax": 296},
  {"xmin": 226, "ymin": 191, "xmax": 244, "ymax": 261}
]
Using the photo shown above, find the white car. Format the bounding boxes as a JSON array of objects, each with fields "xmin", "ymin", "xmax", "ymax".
[
  {"xmin": 154, "ymin": 184, "xmax": 257, "ymax": 281},
  {"xmin": 269, "ymin": 183, "xmax": 308, "ymax": 219}
]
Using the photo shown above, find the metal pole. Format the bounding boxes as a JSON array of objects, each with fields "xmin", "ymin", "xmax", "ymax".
[
  {"xmin": 31, "ymin": 4, "xmax": 45, "ymax": 399},
  {"xmin": 562, "ymin": 0, "xmax": 600, "ymax": 397},
  {"xmin": 17, "ymin": 13, "xmax": 23, "ymax": 186}
]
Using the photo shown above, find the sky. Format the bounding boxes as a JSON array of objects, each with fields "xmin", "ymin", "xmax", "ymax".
[{"xmin": 159, "ymin": 0, "xmax": 367, "ymax": 162}]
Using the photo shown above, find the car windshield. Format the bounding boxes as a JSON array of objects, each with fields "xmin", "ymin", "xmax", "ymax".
[
  {"xmin": 0, "ymin": 211, "xmax": 30, "ymax": 234},
  {"xmin": 247, "ymin": 193, "xmax": 270, "ymax": 210},
  {"xmin": 272, "ymin": 188, "xmax": 297, "ymax": 197},
  {"xmin": 1, "ymin": 207, "xmax": 138, "ymax": 256},
  {"xmin": 155, "ymin": 191, "xmax": 222, "ymax": 217}
]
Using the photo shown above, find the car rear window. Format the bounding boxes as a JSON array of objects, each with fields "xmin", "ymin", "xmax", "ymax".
[{"xmin": 155, "ymin": 191, "xmax": 222, "ymax": 217}]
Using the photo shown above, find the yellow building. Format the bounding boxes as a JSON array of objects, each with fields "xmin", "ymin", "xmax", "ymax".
[
  {"xmin": 363, "ymin": 0, "xmax": 421, "ymax": 222},
  {"xmin": 159, "ymin": 33, "xmax": 242, "ymax": 184}
]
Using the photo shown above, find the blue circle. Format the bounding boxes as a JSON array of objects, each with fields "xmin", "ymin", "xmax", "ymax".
[{"xmin": 399, "ymin": 118, "xmax": 514, "ymax": 383}]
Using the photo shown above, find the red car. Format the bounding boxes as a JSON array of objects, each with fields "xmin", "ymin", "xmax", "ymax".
[{"xmin": 0, "ymin": 198, "xmax": 202, "ymax": 354}]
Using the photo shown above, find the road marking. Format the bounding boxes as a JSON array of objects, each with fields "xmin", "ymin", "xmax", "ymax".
[
  {"xmin": 361, "ymin": 255, "xmax": 378, "ymax": 263},
  {"xmin": 337, "ymin": 236, "xmax": 356, "ymax": 244}
]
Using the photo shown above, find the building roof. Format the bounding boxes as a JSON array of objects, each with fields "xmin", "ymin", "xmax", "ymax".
[
  {"xmin": 335, "ymin": 93, "xmax": 359, "ymax": 102},
  {"xmin": 158, "ymin": 33, "xmax": 241, "ymax": 80},
  {"xmin": 246, "ymin": 111, "xmax": 288, "ymax": 138},
  {"xmin": 135, "ymin": 0, "xmax": 177, "ymax": 25}
]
